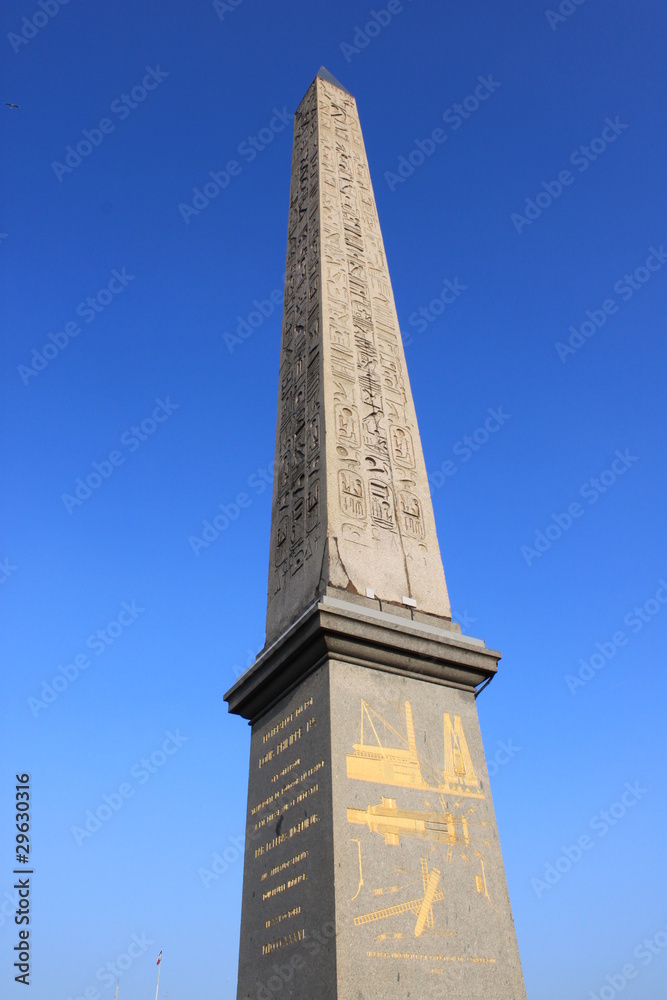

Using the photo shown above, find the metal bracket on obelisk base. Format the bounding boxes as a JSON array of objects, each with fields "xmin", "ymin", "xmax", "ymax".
[{"xmin": 224, "ymin": 594, "xmax": 499, "ymax": 724}]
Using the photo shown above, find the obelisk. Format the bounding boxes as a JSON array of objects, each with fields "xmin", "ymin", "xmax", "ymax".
[{"xmin": 225, "ymin": 68, "xmax": 527, "ymax": 1000}]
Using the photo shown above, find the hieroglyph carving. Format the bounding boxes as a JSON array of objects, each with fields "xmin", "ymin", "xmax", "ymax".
[
  {"xmin": 269, "ymin": 80, "xmax": 324, "ymax": 623},
  {"xmin": 316, "ymin": 79, "xmax": 448, "ymax": 605},
  {"xmin": 267, "ymin": 75, "xmax": 450, "ymax": 642}
]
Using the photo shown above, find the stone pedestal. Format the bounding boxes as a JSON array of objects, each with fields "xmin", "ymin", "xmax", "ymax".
[{"xmin": 225, "ymin": 595, "xmax": 527, "ymax": 999}]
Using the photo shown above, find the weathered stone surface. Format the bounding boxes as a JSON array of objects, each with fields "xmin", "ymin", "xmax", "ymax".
[{"xmin": 266, "ymin": 69, "xmax": 451, "ymax": 645}]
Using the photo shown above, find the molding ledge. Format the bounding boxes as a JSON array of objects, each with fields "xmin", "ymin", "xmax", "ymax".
[{"xmin": 224, "ymin": 596, "xmax": 500, "ymax": 723}]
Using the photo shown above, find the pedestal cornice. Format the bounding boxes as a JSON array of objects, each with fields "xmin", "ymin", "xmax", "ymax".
[{"xmin": 224, "ymin": 595, "xmax": 500, "ymax": 723}]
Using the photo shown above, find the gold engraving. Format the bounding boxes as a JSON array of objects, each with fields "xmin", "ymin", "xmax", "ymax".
[
  {"xmin": 270, "ymin": 757, "xmax": 301, "ymax": 785},
  {"xmin": 443, "ymin": 713, "xmax": 479, "ymax": 792},
  {"xmin": 353, "ymin": 857, "xmax": 444, "ymax": 939},
  {"xmin": 347, "ymin": 798, "xmax": 471, "ymax": 847},
  {"xmin": 275, "ymin": 726, "xmax": 302, "ymax": 756},
  {"xmin": 253, "ymin": 782, "xmax": 319, "ymax": 831},
  {"xmin": 473, "ymin": 857, "xmax": 493, "ymax": 908},
  {"xmin": 366, "ymin": 951, "xmax": 497, "ymax": 966},
  {"xmin": 414, "ymin": 867, "xmax": 441, "ymax": 937},
  {"xmin": 262, "ymin": 873, "xmax": 306, "ymax": 900},
  {"xmin": 263, "ymin": 710, "xmax": 295, "ymax": 744},
  {"xmin": 255, "ymin": 812, "xmax": 319, "ymax": 859},
  {"xmin": 252, "ymin": 795, "xmax": 275, "ymax": 816},
  {"xmin": 265, "ymin": 905, "xmax": 302, "ymax": 929},
  {"xmin": 350, "ymin": 838, "xmax": 364, "ymax": 901},
  {"xmin": 344, "ymin": 696, "xmax": 498, "ymax": 960},
  {"xmin": 261, "ymin": 928, "xmax": 305, "ymax": 956},
  {"xmin": 261, "ymin": 850, "xmax": 308, "ymax": 886},
  {"xmin": 346, "ymin": 701, "xmax": 483, "ymax": 798},
  {"xmin": 262, "ymin": 882, "xmax": 288, "ymax": 900},
  {"xmin": 291, "ymin": 813, "xmax": 318, "ymax": 834}
]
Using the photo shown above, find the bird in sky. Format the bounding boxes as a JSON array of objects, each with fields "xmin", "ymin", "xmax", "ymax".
[{"xmin": 5, "ymin": 103, "xmax": 20, "ymax": 109}]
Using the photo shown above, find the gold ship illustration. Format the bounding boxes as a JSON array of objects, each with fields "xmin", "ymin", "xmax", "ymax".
[{"xmin": 346, "ymin": 700, "xmax": 484, "ymax": 799}]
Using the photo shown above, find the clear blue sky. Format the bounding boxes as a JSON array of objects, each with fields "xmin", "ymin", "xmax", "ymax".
[{"xmin": 2, "ymin": 2, "xmax": 666, "ymax": 998}]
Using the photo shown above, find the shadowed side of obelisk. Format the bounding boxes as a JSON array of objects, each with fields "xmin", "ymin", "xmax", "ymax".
[
  {"xmin": 234, "ymin": 665, "xmax": 337, "ymax": 1000},
  {"xmin": 264, "ymin": 77, "xmax": 327, "ymax": 648}
]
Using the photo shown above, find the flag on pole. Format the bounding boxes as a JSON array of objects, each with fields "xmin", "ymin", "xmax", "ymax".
[{"xmin": 157, "ymin": 950, "xmax": 162, "ymax": 966}]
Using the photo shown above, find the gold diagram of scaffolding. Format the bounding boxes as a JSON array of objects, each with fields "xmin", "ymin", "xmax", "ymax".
[
  {"xmin": 354, "ymin": 858, "xmax": 443, "ymax": 937},
  {"xmin": 346, "ymin": 701, "xmax": 484, "ymax": 799}
]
